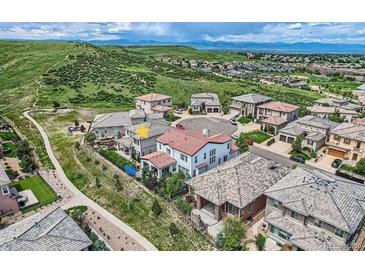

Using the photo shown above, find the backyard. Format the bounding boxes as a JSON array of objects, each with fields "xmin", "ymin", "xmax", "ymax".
[{"xmin": 11, "ymin": 175, "xmax": 57, "ymax": 213}]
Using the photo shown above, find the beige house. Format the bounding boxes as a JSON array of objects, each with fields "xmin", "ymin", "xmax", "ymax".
[
  {"xmin": 135, "ymin": 92, "xmax": 172, "ymax": 116},
  {"xmin": 256, "ymin": 101, "xmax": 300, "ymax": 135},
  {"xmin": 326, "ymin": 122, "xmax": 365, "ymax": 161},
  {"xmin": 230, "ymin": 93, "xmax": 272, "ymax": 117},
  {"xmin": 264, "ymin": 168, "xmax": 365, "ymax": 251}
]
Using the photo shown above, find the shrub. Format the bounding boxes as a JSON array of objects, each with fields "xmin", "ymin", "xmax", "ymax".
[
  {"xmin": 355, "ymin": 158, "xmax": 365, "ymax": 176},
  {"xmin": 175, "ymin": 197, "xmax": 193, "ymax": 216},
  {"xmin": 222, "ymin": 216, "xmax": 246, "ymax": 251},
  {"xmin": 291, "ymin": 135, "xmax": 303, "ymax": 153},
  {"xmin": 75, "ymin": 141, "xmax": 81, "ymax": 150},
  {"xmin": 160, "ymin": 171, "xmax": 186, "ymax": 198},
  {"xmin": 85, "ymin": 132, "xmax": 96, "ymax": 144},
  {"xmin": 215, "ymin": 232, "xmax": 225, "ymax": 249},
  {"xmin": 169, "ymin": 222, "xmax": 179, "ymax": 236},
  {"xmin": 255, "ymin": 233, "xmax": 266, "ymax": 251},
  {"xmin": 151, "ymin": 199, "xmax": 162, "ymax": 216}
]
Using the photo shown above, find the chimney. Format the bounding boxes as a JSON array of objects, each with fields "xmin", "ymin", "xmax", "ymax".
[{"xmin": 202, "ymin": 128, "xmax": 209, "ymax": 137}]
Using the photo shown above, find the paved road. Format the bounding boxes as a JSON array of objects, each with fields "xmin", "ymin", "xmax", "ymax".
[{"xmin": 23, "ymin": 110, "xmax": 157, "ymax": 251}]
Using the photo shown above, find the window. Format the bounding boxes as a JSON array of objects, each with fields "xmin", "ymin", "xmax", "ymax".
[
  {"xmin": 307, "ymin": 140, "xmax": 314, "ymax": 146},
  {"xmin": 334, "ymin": 228, "xmax": 344, "ymax": 238},
  {"xmin": 209, "ymin": 156, "xmax": 216, "ymax": 164},
  {"xmin": 1, "ymin": 186, "xmax": 9, "ymax": 195},
  {"xmin": 180, "ymin": 153, "xmax": 188, "ymax": 162},
  {"xmin": 178, "ymin": 165, "xmax": 189, "ymax": 175},
  {"xmin": 195, "ymin": 156, "xmax": 198, "ymax": 163},
  {"xmin": 227, "ymin": 143, "xmax": 230, "ymax": 149},
  {"xmin": 270, "ymin": 225, "xmax": 291, "ymax": 241},
  {"xmin": 209, "ymin": 149, "xmax": 216, "ymax": 164},
  {"xmin": 272, "ymin": 199, "xmax": 279, "ymax": 208},
  {"xmin": 334, "ymin": 135, "xmax": 340, "ymax": 141},
  {"xmin": 290, "ymin": 210, "xmax": 300, "ymax": 220},
  {"xmin": 204, "ymin": 153, "xmax": 207, "ymax": 159},
  {"xmin": 227, "ymin": 203, "xmax": 239, "ymax": 215},
  {"xmin": 210, "ymin": 149, "xmax": 216, "ymax": 157},
  {"xmin": 159, "ymin": 144, "xmax": 162, "ymax": 149},
  {"xmin": 166, "ymin": 148, "xmax": 171, "ymax": 155},
  {"xmin": 344, "ymin": 138, "xmax": 350, "ymax": 145},
  {"xmin": 223, "ymin": 155, "xmax": 228, "ymax": 162},
  {"xmin": 313, "ymin": 218, "xmax": 322, "ymax": 228},
  {"xmin": 171, "ymin": 164, "xmax": 177, "ymax": 172}
]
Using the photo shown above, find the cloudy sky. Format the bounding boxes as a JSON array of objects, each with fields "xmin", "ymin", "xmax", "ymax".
[{"xmin": 1, "ymin": 22, "xmax": 365, "ymax": 44}]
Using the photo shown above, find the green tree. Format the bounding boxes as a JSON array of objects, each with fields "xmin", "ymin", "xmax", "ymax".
[
  {"xmin": 236, "ymin": 133, "xmax": 249, "ymax": 153},
  {"xmin": 328, "ymin": 109, "xmax": 344, "ymax": 123},
  {"xmin": 160, "ymin": 171, "xmax": 186, "ymax": 198},
  {"xmin": 291, "ymin": 135, "xmax": 303, "ymax": 153},
  {"xmin": 215, "ymin": 232, "xmax": 225, "ymax": 249},
  {"xmin": 355, "ymin": 158, "xmax": 365, "ymax": 175},
  {"xmin": 255, "ymin": 233, "xmax": 266, "ymax": 251},
  {"xmin": 222, "ymin": 216, "xmax": 246, "ymax": 251},
  {"xmin": 151, "ymin": 199, "xmax": 162, "ymax": 216},
  {"xmin": 85, "ymin": 132, "xmax": 96, "ymax": 144},
  {"xmin": 53, "ymin": 101, "xmax": 60, "ymax": 108}
]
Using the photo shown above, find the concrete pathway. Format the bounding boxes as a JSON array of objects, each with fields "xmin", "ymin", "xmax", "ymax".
[{"xmin": 23, "ymin": 110, "xmax": 157, "ymax": 251}]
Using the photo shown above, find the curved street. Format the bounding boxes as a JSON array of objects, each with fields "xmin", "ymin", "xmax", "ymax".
[{"xmin": 23, "ymin": 110, "xmax": 157, "ymax": 251}]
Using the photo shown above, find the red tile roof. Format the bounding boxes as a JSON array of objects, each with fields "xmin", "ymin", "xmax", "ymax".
[
  {"xmin": 261, "ymin": 116, "xmax": 288, "ymax": 126},
  {"xmin": 135, "ymin": 93, "xmax": 171, "ymax": 102},
  {"xmin": 258, "ymin": 101, "xmax": 299, "ymax": 113},
  {"xmin": 157, "ymin": 128, "xmax": 232, "ymax": 156},
  {"xmin": 141, "ymin": 151, "xmax": 176, "ymax": 169},
  {"xmin": 151, "ymin": 105, "xmax": 172, "ymax": 112}
]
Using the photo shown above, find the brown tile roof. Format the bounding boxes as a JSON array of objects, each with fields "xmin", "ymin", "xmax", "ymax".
[
  {"xmin": 141, "ymin": 151, "xmax": 176, "ymax": 169},
  {"xmin": 259, "ymin": 101, "xmax": 299, "ymax": 113},
  {"xmin": 135, "ymin": 93, "xmax": 171, "ymax": 102},
  {"xmin": 157, "ymin": 128, "xmax": 231, "ymax": 156},
  {"xmin": 261, "ymin": 116, "xmax": 288, "ymax": 126}
]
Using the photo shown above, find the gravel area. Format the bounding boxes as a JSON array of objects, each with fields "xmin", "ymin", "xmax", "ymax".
[{"xmin": 177, "ymin": 117, "xmax": 237, "ymax": 136}]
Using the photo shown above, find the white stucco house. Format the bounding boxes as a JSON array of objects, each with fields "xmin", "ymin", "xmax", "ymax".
[{"xmin": 141, "ymin": 128, "xmax": 239, "ymax": 178}]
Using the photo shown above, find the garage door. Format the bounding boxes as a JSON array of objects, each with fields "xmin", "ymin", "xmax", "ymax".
[{"xmin": 328, "ymin": 148, "xmax": 346, "ymax": 159}]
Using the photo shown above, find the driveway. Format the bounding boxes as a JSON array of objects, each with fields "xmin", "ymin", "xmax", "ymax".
[
  {"xmin": 256, "ymin": 137, "xmax": 292, "ymax": 156},
  {"xmin": 23, "ymin": 110, "xmax": 157, "ymax": 251},
  {"xmin": 307, "ymin": 154, "xmax": 338, "ymax": 174}
]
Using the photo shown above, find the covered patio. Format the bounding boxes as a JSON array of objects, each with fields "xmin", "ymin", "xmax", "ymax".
[{"xmin": 140, "ymin": 151, "xmax": 177, "ymax": 178}]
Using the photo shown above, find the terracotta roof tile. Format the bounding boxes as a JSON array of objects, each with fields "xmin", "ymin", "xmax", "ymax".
[
  {"xmin": 261, "ymin": 116, "xmax": 288, "ymax": 125},
  {"xmin": 259, "ymin": 101, "xmax": 299, "ymax": 113},
  {"xmin": 141, "ymin": 151, "xmax": 176, "ymax": 169}
]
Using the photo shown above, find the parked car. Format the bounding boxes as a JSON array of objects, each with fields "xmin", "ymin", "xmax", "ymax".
[
  {"xmin": 290, "ymin": 155, "xmax": 305, "ymax": 164},
  {"xmin": 231, "ymin": 134, "xmax": 239, "ymax": 140},
  {"xmin": 331, "ymin": 159, "xmax": 343, "ymax": 168},
  {"xmin": 229, "ymin": 119, "xmax": 238, "ymax": 125}
]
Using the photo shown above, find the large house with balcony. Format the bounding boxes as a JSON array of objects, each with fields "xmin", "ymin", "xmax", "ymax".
[
  {"xmin": 135, "ymin": 92, "xmax": 172, "ymax": 116},
  {"xmin": 116, "ymin": 120, "xmax": 171, "ymax": 158},
  {"xmin": 256, "ymin": 101, "xmax": 300, "ymax": 135},
  {"xmin": 308, "ymin": 105, "xmax": 359, "ymax": 123},
  {"xmin": 315, "ymin": 97, "xmax": 362, "ymax": 112},
  {"xmin": 326, "ymin": 122, "xmax": 365, "ymax": 161},
  {"xmin": 264, "ymin": 168, "xmax": 365, "ymax": 251},
  {"xmin": 190, "ymin": 92, "xmax": 221, "ymax": 113},
  {"xmin": 278, "ymin": 115, "xmax": 339, "ymax": 151},
  {"xmin": 187, "ymin": 153, "xmax": 290, "ymax": 222},
  {"xmin": 91, "ymin": 109, "xmax": 164, "ymax": 138},
  {"xmin": 230, "ymin": 93, "xmax": 272, "ymax": 117},
  {"xmin": 141, "ymin": 128, "xmax": 239, "ymax": 178}
]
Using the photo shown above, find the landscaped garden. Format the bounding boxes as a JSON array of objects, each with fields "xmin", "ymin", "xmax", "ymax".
[
  {"xmin": 236, "ymin": 130, "xmax": 272, "ymax": 153},
  {"xmin": 237, "ymin": 116, "xmax": 252, "ymax": 124},
  {"xmin": 340, "ymin": 158, "xmax": 365, "ymax": 177},
  {"xmin": 11, "ymin": 175, "xmax": 57, "ymax": 213}
]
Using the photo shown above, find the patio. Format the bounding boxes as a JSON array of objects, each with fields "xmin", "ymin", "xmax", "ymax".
[{"xmin": 191, "ymin": 208, "xmax": 223, "ymax": 239}]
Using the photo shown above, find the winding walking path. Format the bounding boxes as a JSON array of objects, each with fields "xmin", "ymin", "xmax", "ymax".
[{"xmin": 23, "ymin": 110, "xmax": 157, "ymax": 251}]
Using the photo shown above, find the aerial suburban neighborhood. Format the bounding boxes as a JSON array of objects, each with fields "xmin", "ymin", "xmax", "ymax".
[{"xmin": 1, "ymin": 21, "xmax": 365, "ymax": 256}]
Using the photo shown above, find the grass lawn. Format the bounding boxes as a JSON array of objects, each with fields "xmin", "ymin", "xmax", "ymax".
[
  {"xmin": 3, "ymin": 142, "xmax": 17, "ymax": 157},
  {"xmin": 0, "ymin": 131, "xmax": 15, "ymax": 141},
  {"xmin": 237, "ymin": 116, "xmax": 251, "ymax": 124},
  {"xmin": 241, "ymin": 131, "xmax": 271, "ymax": 143},
  {"xmin": 340, "ymin": 164, "xmax": 365, "ymax": 176},
  {"xmin": 11, "ymin": 176, "xmax": 57, "ymax": 213},
  {"xmin": 290, "ymin": 150, "xmax": 312, "ymax": 160}
]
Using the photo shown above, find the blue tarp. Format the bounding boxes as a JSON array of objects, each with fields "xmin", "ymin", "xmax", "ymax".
[{"xmin": 123, "ymin": 164, "xmax": 137, "ymax": 177}]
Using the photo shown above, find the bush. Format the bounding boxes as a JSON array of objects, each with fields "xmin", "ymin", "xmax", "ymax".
[
  {"xmin": 160, "ymin": 171, "xmax": 186, "ymax": 198},
  {"xmin": 85, "ymin": 132, "xmax": 96, "ymax": 144},
  {"xmin": 215, "ymin": 232, "xmax": 225, "ymax": 249},
  {"xmin": 99, "ymin": 149, "xmax": 136, "ymax": 169},
  {"xmin": 355, "ymin": 158, "xmax": 365, "ymax": 176},
  {"xmin": 222, "ymin": 216, "xmax": 246, "ymax": 251},
  {"xmin": 151, "ymin": 199, "xmax": 162, "ymax": 216},
  {"xmin": 255, "ymin": 233, "xmax": 266, "ymax": 251},
  {"xmin": 169, "ymin": 222, "xmax": 179, "ymax": 236},
  {"xmin": 175, "ymin": 197, "xmax": 193, "ymax": 216}
]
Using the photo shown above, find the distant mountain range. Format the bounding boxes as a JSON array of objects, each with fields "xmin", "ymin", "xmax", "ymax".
[{"xmin": 90, "ymin": 39, "xmax": 365, "ymax": 54}]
